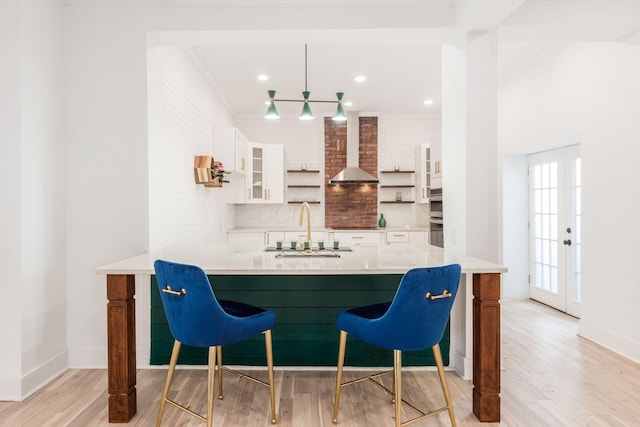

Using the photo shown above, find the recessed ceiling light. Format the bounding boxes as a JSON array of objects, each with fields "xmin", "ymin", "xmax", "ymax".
[
  {"xmin": 344, "ymin": 101, "xmax": 353, "ymax": 107},
  {"xmin": 354, "ymin": 76, "xmax": 366, "ymax": 83},
  {"xmin": 424, "ymin": 99, "xmax": 434, "ymax": 105},
  {"xmin": 257, "ymin": 74, "xmax": 269, "ymax": 81}
]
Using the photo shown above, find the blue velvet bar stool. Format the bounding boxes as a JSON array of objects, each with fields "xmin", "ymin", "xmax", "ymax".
[
  {"xmin": 153, "ymin": 259, "xmax": 277, "ymax": 427},
  {"xmin": 332, "ymin": 264, "xmax": 461, "ymax": 427}
]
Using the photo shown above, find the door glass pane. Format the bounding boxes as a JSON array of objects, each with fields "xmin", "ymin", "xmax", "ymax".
[
  {"xmin": 541, "ymin": 164, "xmax": 549, "ymax": 187},
  {"xmin": 550, "ymin": 188, "xmax": 558, "ymax": 213},
  {"xmin": 530, "ymin": 160, "xmax": 559, "ymax": 294},
  {"xmin": 550, "ymin": 162, "xmax": 558, "ymax": 187}
]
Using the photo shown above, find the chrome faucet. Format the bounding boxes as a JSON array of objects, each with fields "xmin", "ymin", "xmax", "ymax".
[{"xmin": 299, "ymin": 202, "xmax": 312, "ymax": 251}]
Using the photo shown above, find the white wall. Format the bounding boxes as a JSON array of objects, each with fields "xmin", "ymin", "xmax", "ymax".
[
  {"xmin": 466, "ymin": 31, "xmax": 499, "ymax": 263},
  {"xmin": 147, "ymin": 44, "xmax": 235, "ymax": 251},
  {"xmin": 64, "ymin": 6, "xmax": 151, "ymax": 367},
  {"xmin": 0, "ymin": 0, "xmax": 24, "ymax": 401},
  {"xmin": 378, "ymin": 115, "xmax": 439, "ymax": 227},
  {"xmin": 0, "ymin": 0, "xmax": 66, "ymax": 400},
  {"xmin": 499, "ymin": 42, "xmax": 640, "ymax": 362},
  {"xmin": 441, "ymin": 41, "xmax": 468, "ymax": 254}
]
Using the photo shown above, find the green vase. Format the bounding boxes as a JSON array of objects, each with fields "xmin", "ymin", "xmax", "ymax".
[{"xmin": 378, "ymin": 213, "xmax": 387, "ymax": 228}]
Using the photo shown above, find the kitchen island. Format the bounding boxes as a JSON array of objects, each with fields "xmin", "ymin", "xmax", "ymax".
[{"xmin": 97, "ymin": 243, "xmax": 506, "ymax": 423}]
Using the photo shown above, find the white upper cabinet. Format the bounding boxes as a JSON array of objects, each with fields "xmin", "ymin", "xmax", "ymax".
[
  {"xmin": 415, "ymin": 143, "xmax": 431, "ymax": 203},
  {"xmin": 213, "ymin": 127, "xmax": 248, "ymax": 174},
  {"xmin": 246, "ymin": 142, "xmax": 284, "ymax": 204},
  {"xmin": 265, "ymin": 144, "xmax": 284, "ymax": 203},
  {"xmin": 431, "ymin": 141, "xmax": 442, "ymax": 189}
]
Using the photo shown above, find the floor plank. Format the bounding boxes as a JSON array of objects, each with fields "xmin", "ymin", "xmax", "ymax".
[{"xmin": 1, "ymin": 300, "xmax": 639, "ymax": 426}]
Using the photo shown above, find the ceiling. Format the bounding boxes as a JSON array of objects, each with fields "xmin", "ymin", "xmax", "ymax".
[
  {"xmin": 122, "ymin": 0, "xmax": 640, "ymax": 120},
  {"xmin": 190, "ymin": 42, "xmax": 443, "ymax": 119}
]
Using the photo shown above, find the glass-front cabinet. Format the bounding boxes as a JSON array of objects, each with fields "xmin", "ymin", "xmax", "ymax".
[
  {"xmin": 246, "ymin": 142, "xmax": 283, "ymax": 204},
  {"xmin": 248, "ymin": 144, "xmax": 263, "ymax": 202}
]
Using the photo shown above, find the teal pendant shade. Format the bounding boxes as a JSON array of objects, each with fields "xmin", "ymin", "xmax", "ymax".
[
  {"xmin": 300, "ymin": 91, "xmax": 314, "ymax": 120},
  {"xmin": 265, "ymin": 90, "xmax": 279, "ymax": 119},
  {"xmin": 333, "ymin": 92, "xmax": 347, "ymax": 121}
]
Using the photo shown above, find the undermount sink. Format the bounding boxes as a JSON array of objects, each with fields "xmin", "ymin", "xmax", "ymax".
[
  {"xmin": 265, "ymin": 247, "xmax": 352, "ymax": 258},
  {"xmin": 275, "ymin": 250, "xmax": 341, "ymax": 258}
]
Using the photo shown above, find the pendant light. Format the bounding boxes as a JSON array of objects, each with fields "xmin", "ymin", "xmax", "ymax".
[
  {"xmin": 264, "ymin": 44, "xmax": 346, "ymax": 121},
  {"xmin": 333, "ymin": 92, "xmax": 347, "ymax": 121},
  {"xmin": 265, "ymin": 90, "xmax": 279, "ymax": 120}
]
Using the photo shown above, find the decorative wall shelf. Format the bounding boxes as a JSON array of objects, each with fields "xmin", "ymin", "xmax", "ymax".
[
  {"xmin": 287, "ymin": 166, "xmax": 322, "ymax": 204},
  {"xmin": 194, "ymin": 155, "xmax": 227, "ymax": 188},
  {"xmin": 380, "ymin": 201, "xmax": 415, "ymax": 204},
  {"xmin": 380, "ymin": 170, "xmax": 415, "ymax": 174}
]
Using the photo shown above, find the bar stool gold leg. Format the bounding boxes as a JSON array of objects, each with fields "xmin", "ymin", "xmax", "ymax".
[
  {"xmin": 156, "ymin": 340, "xmax": 181, "ymax": 427},
  {"xmin": 332, "ymin": 330, "xmax": 347, "ymax": 424},
  {"xmin": 264, "ymin": 330, "xmax": 277, "ymax": 424},
  {"xmin": 217, "ymin": 346, "xmax": 223, "ymax": 399},
  {"xmin": 433, "ymin": 344, "xmax": 457, "ymax": 427},
  {"xmin": 393, "ymin": 350, "xmax": 402, "ymax": 427},
  {"xmin": 207, "ymin": 346, "xmax": 216, "ymax": 427}
]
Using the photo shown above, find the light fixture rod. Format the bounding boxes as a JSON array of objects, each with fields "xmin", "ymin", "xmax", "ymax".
[
  {"xmin": 272, "ymin": 98, "xmax": 338, "ymax": 104},
  {"xmin": 304, "ymin": 44, "xmax": 308, "ymax": 92}
]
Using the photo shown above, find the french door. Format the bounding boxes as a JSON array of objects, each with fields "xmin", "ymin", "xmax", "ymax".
[{"xmin": 529, "ymin": 145, "xmax": 581, "ymax": 317}]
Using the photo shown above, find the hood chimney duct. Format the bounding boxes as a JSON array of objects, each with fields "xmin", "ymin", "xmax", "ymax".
[{"xmin": 328, "ymin": 112, "xmax": 379, "ymax": 185}]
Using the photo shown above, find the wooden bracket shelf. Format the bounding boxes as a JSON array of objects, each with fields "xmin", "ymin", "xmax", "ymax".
[
  {"xmin": 380, "ymin": 170, "xmax": 415, "ymax": 174},
  {"xmin": 380, "ymin": 201, "xmax": 415, "ymax": 204},
  {"xmin": 288, "ymin": 201, "xmax": 321, "ymax": 204},
  {"xmin": 287, "ymin": 169, "xmax": 320, "ymax": 173}
]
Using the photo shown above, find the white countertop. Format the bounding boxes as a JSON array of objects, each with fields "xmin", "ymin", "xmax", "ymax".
[
  {"xmin": 96, "ymin": 244, "xmax": 506, "ymax": 276},
  {"xmin": 227, "ymin": 227, "xmax": 429, "ymax": 233}
]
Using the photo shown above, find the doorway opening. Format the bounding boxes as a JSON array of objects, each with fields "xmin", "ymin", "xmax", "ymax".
[{"xmin": 528, "ymin": 145, "xmax": 581, "ymax": 317}]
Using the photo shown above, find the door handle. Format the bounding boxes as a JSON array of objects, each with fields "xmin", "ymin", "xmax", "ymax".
[{"xmin": 563, "ymin": 239, "xmax": 572, "ymax": 246}]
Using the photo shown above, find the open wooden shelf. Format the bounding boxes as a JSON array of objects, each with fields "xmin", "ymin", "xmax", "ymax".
[
  {"xmin": 288, "ymin": 201, "xmax": 321, "ymax": 204},
  {"xmin": 380, "ymin": 170, "xmax": 415, "ymax": 174},
  {"xmin": 380, "ymin": 185, "xmax": 415, "ymax": 188},
  {"xmin": 380, "ymin": 201, "xmax": 415, "ymax": 204},
  {"xmin": 287, "ymin": 169, "xmax": 320, "ymax": 173},
  {"xmin": 287, "ymin": 185, "xmax": 321, "ymax": 188}
]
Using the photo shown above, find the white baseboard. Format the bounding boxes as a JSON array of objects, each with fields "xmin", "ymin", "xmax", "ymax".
[
  {"xmin": 1, "ymin": 352, "xmax": 70, "ymax": 401},
  {"xmin": 579, "ymin": 320, "xmax": 640, "ymax": 364}
]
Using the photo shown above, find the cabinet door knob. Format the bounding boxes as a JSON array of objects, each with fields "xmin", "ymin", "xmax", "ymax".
[{"xmin": 563, "ymin": 239, "xmax": 572, "ymax": 246}]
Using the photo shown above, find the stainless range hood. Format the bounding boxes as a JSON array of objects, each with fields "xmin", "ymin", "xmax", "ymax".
[{"xmin": 329, "ymin": 112, "xmax": 379, "ymax": 185}]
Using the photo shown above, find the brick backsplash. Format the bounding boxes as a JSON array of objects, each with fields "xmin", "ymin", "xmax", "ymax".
[{"xmin": 325, "ymin": 117, "xmax": 378, "ymax": 228}]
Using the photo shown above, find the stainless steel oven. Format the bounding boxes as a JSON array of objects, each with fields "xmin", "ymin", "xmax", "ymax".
[{"xmin": 429, "ymin": 188, "xmax": 443, "ymax": 247}]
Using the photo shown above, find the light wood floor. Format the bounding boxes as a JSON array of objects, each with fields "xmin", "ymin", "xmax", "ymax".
[{"xmin": 1, "ymin": 300, "xmax": 639, "ymax": 426}]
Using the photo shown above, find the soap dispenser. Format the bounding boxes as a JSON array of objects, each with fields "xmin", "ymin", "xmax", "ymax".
[{"xmin": 378, "ymin": 213, "xmax": 387, "ymax": 228}]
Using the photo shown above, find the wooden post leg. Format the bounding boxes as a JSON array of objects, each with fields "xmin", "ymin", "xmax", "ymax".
[
  {"xmin": 107, "ymin": 274, "xmax": 137, "ymax": 422},
  {"xmin": 472, "ymin": 273, "xmax": 501, "ymax": 422}
]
